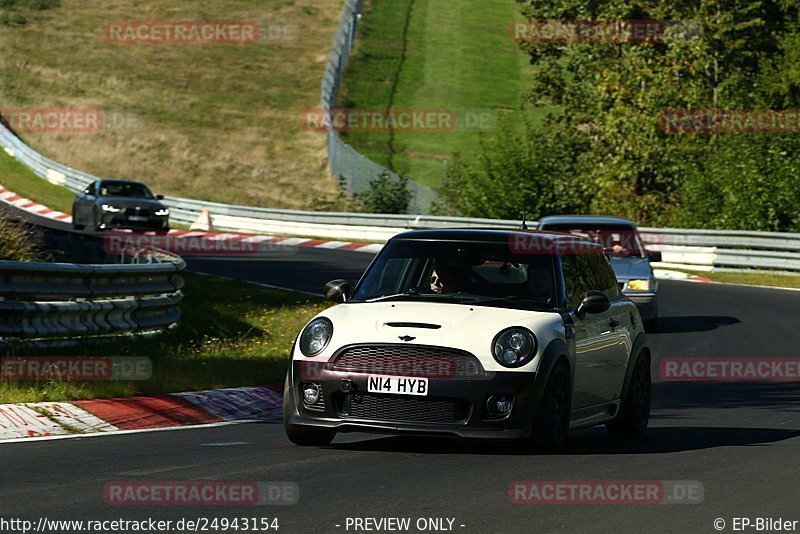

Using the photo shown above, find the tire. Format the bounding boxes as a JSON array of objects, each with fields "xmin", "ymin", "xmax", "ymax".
[
  {"xmin": 71, "ymin": 208, "xmax": 84, "ymax": 230},
  {"xmin": 92, "ymin": 215, "xmax": 101, "ymax": 232},
  {"xmin": 531, "ymin": 359, "xmax": 571, "ymax": 452},
  {"xmin": 607, "ymin": 352, "xmax": 651, "ymax": 437}
]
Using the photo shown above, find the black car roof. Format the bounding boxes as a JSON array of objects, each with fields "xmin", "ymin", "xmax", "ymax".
[{"xmin": 390, "ymin": 228, "xmax": 601, "ymax": 249}]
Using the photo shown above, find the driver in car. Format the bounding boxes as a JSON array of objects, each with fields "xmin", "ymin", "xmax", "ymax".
[{"xmin": 430, "ymin": 258, "xmax": 473, "ymax": 294}]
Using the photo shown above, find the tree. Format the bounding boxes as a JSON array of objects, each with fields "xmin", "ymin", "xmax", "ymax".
[{"xmin": 444, "ymin": 0, "xmax": 800, "ymax": 230}]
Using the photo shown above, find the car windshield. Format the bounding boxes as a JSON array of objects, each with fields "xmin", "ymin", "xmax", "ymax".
[
  {"xmin": 99, "ymin": 181, "xmax": 154, "ymax": 199},
  {"xmin": 352, "ymin": 239, "xmax": 558, "ymax": 310},
  {"xmin": 543, "ymin": 224, "xmax": 645, "ymax": 257}
]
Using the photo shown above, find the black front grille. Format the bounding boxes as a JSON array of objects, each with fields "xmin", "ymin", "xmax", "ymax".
[
  {"xmin": 345, "ymin": 394, "xmax": 469, "ymax": 424},
  {"xmin": 125, "ymin": 208, "xmax": 151, "ymax": 217},
  {"xmin": 331, "ymin": 344, "xmax": 484, "ymax": 378}
]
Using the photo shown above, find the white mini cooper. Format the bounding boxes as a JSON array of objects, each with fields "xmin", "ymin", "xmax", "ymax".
[{"xmin": 283, "ymin": 229, "xmax": 652, "ymax": 450}]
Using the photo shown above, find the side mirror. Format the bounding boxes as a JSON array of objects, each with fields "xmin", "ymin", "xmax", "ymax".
[
  {"xmin": 156, "ymin": 194, "xmax": 165, "ymax": 200},
  {"xmin": 576, "ymin": 290, "xmax": 612, "ymax": 319},
  {"xmin": 647, "ymin": 250, "xmax": 662, "ymax": 263},
  {"xmin": 324, "ymin": 279, "xmax": 352, "ymax": 303}
]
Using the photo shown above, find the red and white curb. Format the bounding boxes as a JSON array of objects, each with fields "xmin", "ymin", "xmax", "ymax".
[
  {"xmin": 653, "ymin": 269, "xmax": 712, "ymax": 283},
  {"xmin": 0, "ymin": 185, "xmax": 72, "ymax": 223},
  {"xmin": 0, "ymin": 385, "xmax": 282, "ymax": 442},
  {"xmin": 161, "ymin": 230, "xmax": 384, "ymax": 254},
  {"xmin": 0, "ymin": 182, "xmax": 383, "ymax": 254}
]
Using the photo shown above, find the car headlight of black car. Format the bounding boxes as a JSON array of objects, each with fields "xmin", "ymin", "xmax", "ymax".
[
  {"xmin": 154, "ymin": 208, "xmax": 170, "ymax": 217},
  {"xmin": 492, "ymin": 327, "xmax": 537, "ymax": 368},
  {"xmin": 299, "ymin": 318, "xmax": 333, "ymax": 356}
]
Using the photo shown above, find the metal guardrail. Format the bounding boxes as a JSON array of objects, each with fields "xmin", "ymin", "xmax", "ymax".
[
  {"xmin": 2, "ymin": 121, "xmax": 800, "ymax": 272},
  {"xmin": 0, "ymin": 258, "xmax": 185, "ymax": 340},
  {"xmin": 321, "ymin": 0, "xmax": 437, "ymax": 213}
]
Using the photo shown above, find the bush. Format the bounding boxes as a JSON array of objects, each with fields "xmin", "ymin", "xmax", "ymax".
[
  {"xmin": 353, "ymin": 173, "xmax": 412, "ymax": 214},
  {"xmin": 436, "ymin": 118, "xmax": 592, "ymax": 220},
  {"xmin": 0, "ymin": 215, "xmax": 41, "ymax": 261}
]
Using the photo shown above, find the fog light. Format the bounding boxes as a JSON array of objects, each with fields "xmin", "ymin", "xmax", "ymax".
[
  {"xmin": 303, "ymin": 384, "xmax": 321, "ymax": 405},
  {"xmin": 340, "ymin": 379, "xmax": 352, "ymax": 393},
  {"xmin": 488, "ymin": 395, "xmax": 514, "ymax": 416}
]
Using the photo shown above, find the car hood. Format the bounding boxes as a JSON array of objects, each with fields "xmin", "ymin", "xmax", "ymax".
[
  {"xmin": 609, "ymin": 256, "xmax": 653, "ymax": 281},
  {"xmin": 95, "ymin": 196, "xmax": 166, "ymax": 209},
  {"xmin": 294, "ymin": 301, "xmax": 565, "ymax": 373}
]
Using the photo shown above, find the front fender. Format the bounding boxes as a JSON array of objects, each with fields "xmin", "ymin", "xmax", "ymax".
[{"xmin": 618, "ymin": 331, "xmax": 650, "ymax": 401}]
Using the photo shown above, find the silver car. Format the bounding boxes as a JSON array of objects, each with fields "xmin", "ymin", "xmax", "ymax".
[{"xmin": 538, "ymin": 215, "xmax": 660, "ymax": 324}]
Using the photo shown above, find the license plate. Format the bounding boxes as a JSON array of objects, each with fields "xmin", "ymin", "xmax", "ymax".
[
  {"xmin": 368, "ymin": 375, "xmax": 428, "ymax": 396},
  {"xmin": 128, "ymin": 216, "xmax": 148, "ymax": 222}
]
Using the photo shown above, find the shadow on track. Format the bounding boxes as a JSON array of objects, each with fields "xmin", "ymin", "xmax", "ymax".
[
  {"xmin": 653, "ymin": 381, "xmax": 800, "ymax": 411},
  {"xmin": 329, "ymin": 426, "xmax": 800, "ymax": 456},
  {"xmin": 649, "ymin": 315, "xmax": 740, "ymax": 334}
]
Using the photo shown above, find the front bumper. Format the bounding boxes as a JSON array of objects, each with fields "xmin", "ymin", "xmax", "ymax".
[
  {"xmin": 285, "ymin": 361, "xmax": 541, "ymax": 439},
  {"xmin": 99, "ymin": 212, "xmax": 169, "ymax": 230}
]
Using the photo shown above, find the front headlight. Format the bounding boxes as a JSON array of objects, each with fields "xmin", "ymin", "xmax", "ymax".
[
  {"xmin": 625, "ymin": 279, "xmax": 653, "ymax": 291},
  {"xmin": 154, "ymin": 208, "xmax": 170, "ymax": 216},
  {"xmin": 101, "ymin": 204, "xmax": 121, "ymax": 213},
  {"xmin": 492, "ymin": 327, "xmax": 537, "ymax": 368},
  {"xmin": 299, "ymin": 318, "xmax": 333, "ymax": 357}
]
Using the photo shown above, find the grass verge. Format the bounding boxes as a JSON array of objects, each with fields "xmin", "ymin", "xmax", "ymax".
[
  {"xmin": 0, "ymin": 0, "xmax": 342, "ymax": 210},
  {"xmin": 0, "ymin": 150, "xmax": 75, "ymax": 214},
  {"xmin": 0, "ymin": 272, "xmax": 330, "ymax": 403},
  {"xmin": 669, "ymin": 269, "xmax": 800, "ymax": 290},
  {"xmin": 337, "ymin": 0, "xmax": 544, "ymax": 189}
]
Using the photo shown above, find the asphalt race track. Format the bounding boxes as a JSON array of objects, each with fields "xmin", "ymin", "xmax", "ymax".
[
  {"xmin": 2, "ymin": 242, "xmax": 800, "ymax": 533},
  {"xmin": 186, "ymin": 248, "xmax": 373, "ymax": 295}
]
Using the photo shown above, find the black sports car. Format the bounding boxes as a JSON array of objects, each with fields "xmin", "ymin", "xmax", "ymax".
[{"xmin": 72, "ymin": 179, "xmax": 169, "ymax": 231}]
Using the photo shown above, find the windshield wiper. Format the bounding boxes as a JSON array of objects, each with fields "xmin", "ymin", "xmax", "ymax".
[
  {"xmin": 367, "ymin": 288, "xmax": 460, "ymax": 303},
  {"xmin": 461, "ymin": 295, "xmax": 551, "ymax": 308}
]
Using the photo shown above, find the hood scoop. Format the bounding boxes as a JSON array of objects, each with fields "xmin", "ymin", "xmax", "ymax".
[{"xmin": 384, "ymin": 322, "xmax": 442, "ymax": 330}]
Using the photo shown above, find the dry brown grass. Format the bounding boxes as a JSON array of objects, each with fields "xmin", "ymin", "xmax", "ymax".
[
  {"xmin": 0, "ymin": 0, "xmax": 343, "ymax": 209},
  {"xmin": 0, "ymin": 214, "xmax": 41, "ymax": 261}
]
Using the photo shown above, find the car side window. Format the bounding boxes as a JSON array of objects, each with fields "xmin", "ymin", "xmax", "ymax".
[
  {"xmin": 560, "ymin": 254, "xmax": 590, "ymax": 309},
  {"xmin": 561, "ymin": 251, "xmax": 620, "ymax": 307},
  {"xmin": 589, "ymin": 252, "xmax": 621, "ymax": 298}
]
